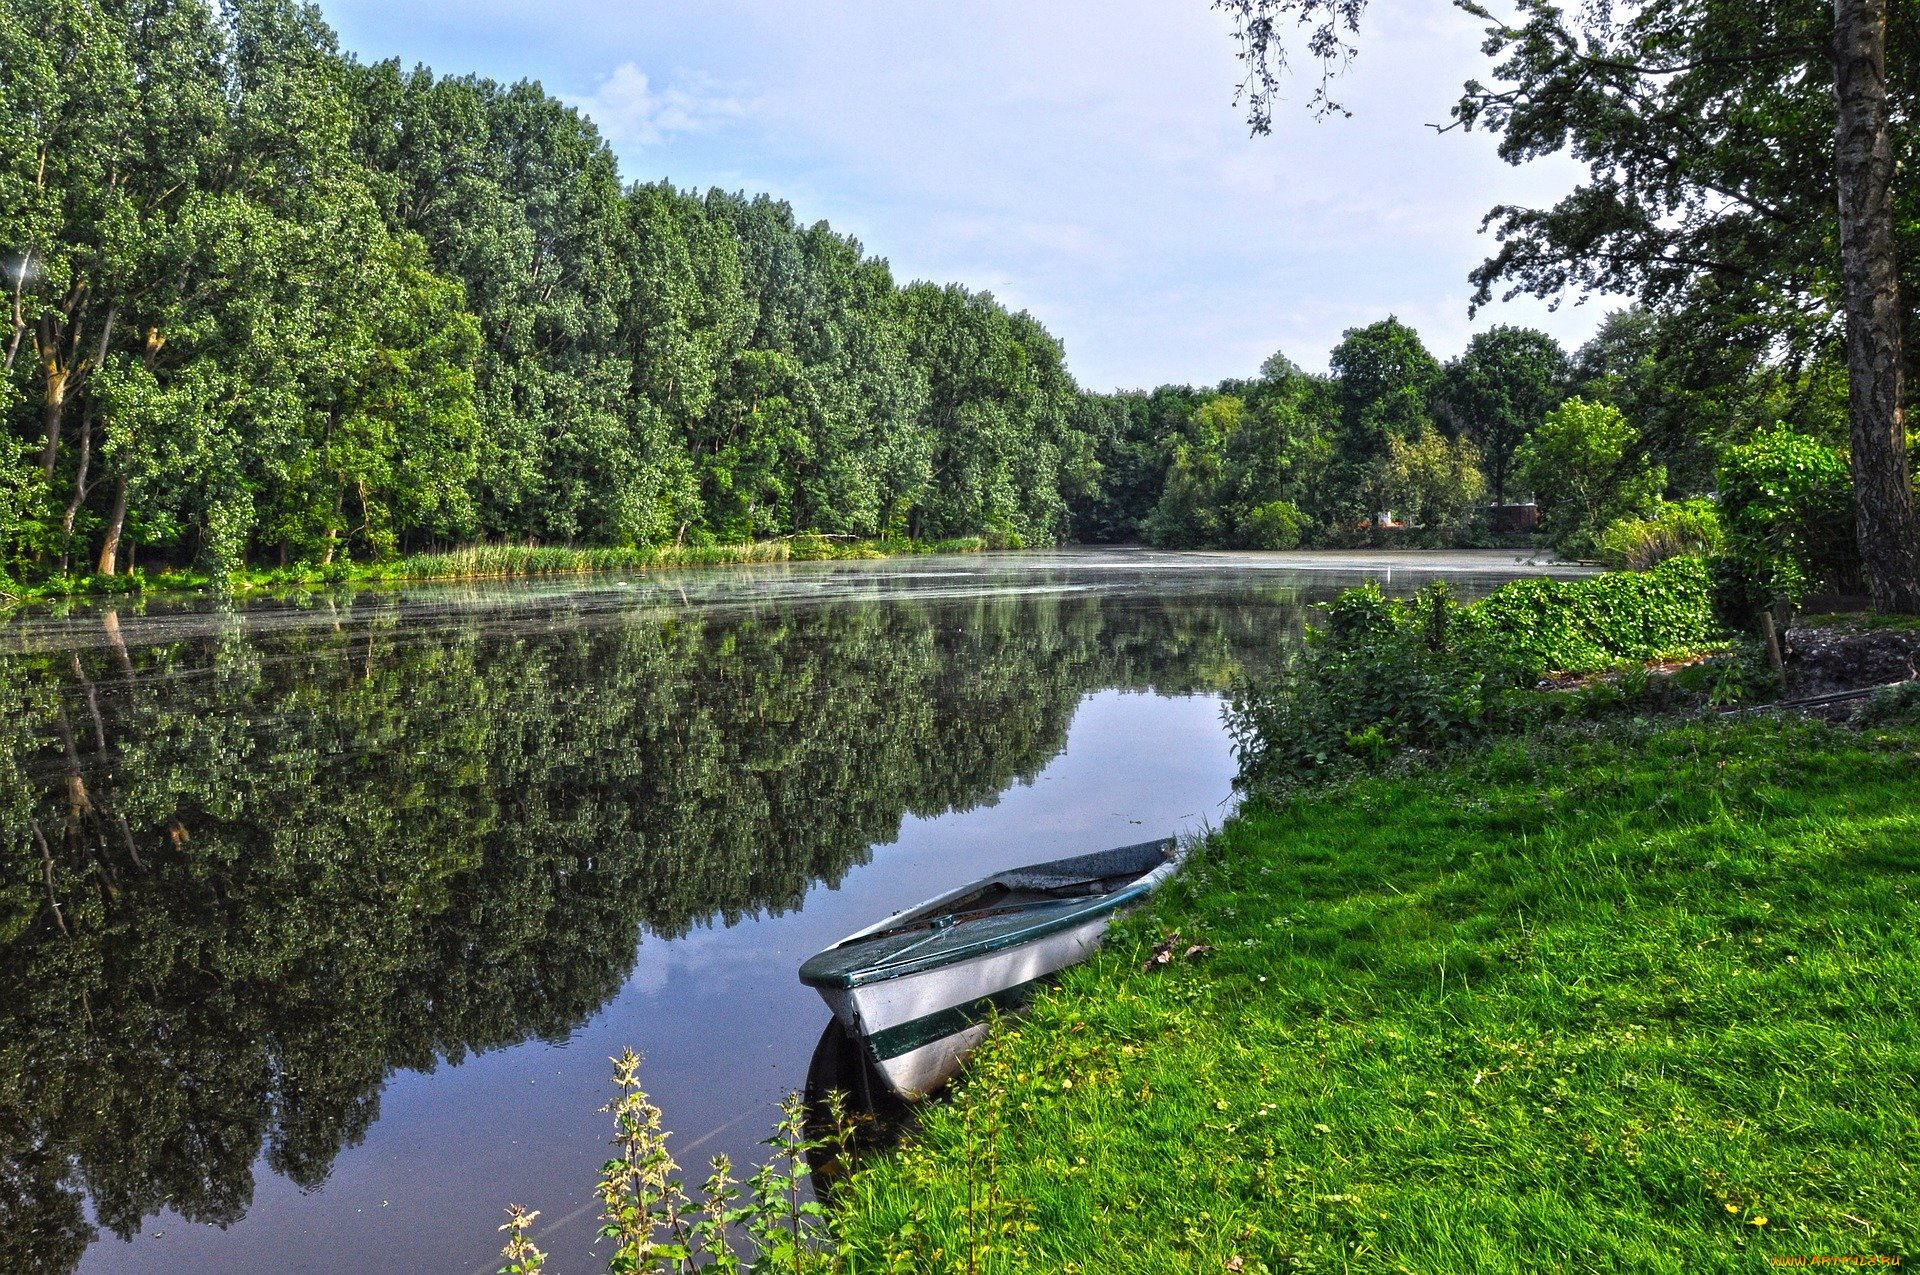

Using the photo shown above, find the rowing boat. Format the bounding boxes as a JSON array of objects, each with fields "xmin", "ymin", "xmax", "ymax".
[{"xmin": 797, "ymin": 837, "xmax": 1177, "ymax": 1098}]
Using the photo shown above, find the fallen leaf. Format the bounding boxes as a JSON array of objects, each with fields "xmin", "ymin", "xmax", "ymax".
[{"xmin": 1144, "ymin": 932, "xmax": 1181, "ymax": 971}]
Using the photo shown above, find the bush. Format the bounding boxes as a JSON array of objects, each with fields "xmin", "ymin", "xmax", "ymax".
[
  {"xmin": 1596, "ymin": 499, "xmax": 1722, "ymax": 570},
  {"xmin": 1513, "ymin": 397, "xmax": 1665, "ymax": 558},
  {"xmin": 1229, "ymin": 581, "xmax": 1499, "ymax": 778},
  {"xmin": 1229, "ymin": 557, "xmax": 1721, "ymax": 789},
  {"xmin": 1236, "ymin": 499, "xmax": 1307, "ymax": 550},
  {"xmin": 1456, "ymin": 554, "xmax": 1718, "ymax": 678},
  {"xmin": 1715, "ymin": 427, "xmax": 1858, "ymax": 612}
]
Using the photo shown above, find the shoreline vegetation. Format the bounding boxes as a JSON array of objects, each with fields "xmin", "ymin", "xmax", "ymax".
[
  {"xmin": 0, "ymin": 534, "xmax": 989, "ymax": 608},
  {"xmin": 14, "ymin": 7, "xmax": 1870, "ymax": 620}
]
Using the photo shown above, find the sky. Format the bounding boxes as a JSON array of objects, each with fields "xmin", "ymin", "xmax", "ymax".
[{"xmin": 322, "ymin": 0, "xmax": 1613, "ymax": 393}]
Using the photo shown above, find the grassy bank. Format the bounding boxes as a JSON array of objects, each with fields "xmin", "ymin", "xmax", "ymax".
[
  {"xmin": 836, "ymin": 710, "xmax": 1920, "ymax": 1271},
  {"xmin": 0, "ymin": 535, "xmax": 988, "ymax": 606}
]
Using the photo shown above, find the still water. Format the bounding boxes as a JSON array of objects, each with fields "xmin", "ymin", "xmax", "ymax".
[{"xmin": 0, "ymin": 548, "xmax": 1552, "ymax": 1273}]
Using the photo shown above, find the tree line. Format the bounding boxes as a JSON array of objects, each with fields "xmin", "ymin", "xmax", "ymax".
[
  {"xmin": 2, "ymin": 0, "xmax": 1087, "ymax": 585},
  {"xmin": 7, "ymin": 0, "xmax": 1909, "ymax": 595},
  {"xmin": 1075, "ymin": 305, "xmax": 1849, "ymax": 564}
]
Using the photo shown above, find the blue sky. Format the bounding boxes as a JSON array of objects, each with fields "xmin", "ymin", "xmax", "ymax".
[{"xmin": 323, "ymin": 0, "xmax": 1611, "ymax": 392}]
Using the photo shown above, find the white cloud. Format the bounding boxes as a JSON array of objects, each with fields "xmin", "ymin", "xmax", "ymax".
[
  {"xmin": 328, "ymin": 0, "xmax": 1621, "ymax": 389},
  {"xmin": 570, "ymin": 63, "xmax": 747, "ymax": 150}
]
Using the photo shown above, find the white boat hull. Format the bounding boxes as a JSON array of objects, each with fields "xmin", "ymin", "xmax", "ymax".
[{"xmin": 817, "ymin": 913, "xmax": 1111, "ymax": 1098}]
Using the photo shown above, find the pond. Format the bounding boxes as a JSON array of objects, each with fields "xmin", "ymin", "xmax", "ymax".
[{"xmin": 0, "ymin": 547, "xmax": 1556, "ymax": 1274}]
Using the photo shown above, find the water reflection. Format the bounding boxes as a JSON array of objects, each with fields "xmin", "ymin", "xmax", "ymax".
[{"xmin": 0, "ymin": 550, "xmax": 1531, "ymax": 1272}]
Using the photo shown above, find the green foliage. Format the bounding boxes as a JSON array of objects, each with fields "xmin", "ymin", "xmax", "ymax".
[
  {"xmin": 1237, "ymin": 499, "xmax": 1307, "ymax": 551},
  {"xmin": 1715, "ymin": 426, "xmax": 1859, "ymax": 610},
  {"xmin": 1, "ymin": 1, "xmax": 1089, "ymax": 587},
  {"xmin": 1133, "ymin": 363, "xmax": 1336, "ymax": 550},
  {"xmin": 1328, "ymin": 317, "xmax": 1441, "ymax": 520},
  {"xmin": 1437, "ymin": 325, "xmax": 1569, "ymax": 505},
  {"xmin": 1595, "ymin": 498, "xmax": 1722, "ymax": 570},
  {"xmin": 1230, "ymin": 557, "xmax": 1720, "ymax": 786},
  {"xmin": 1513, "ymin": 397, "xmax": 1665, "ymax": 556},
  {"xmin": 1568, "ymin": 309, "xmax": 1848, "ymax": 498},
  {"xmin": 1458, "ymin": 2, "xmax": 1904, "ymax": 418},
  {"xmin": 1381, "ymin": 424, "xmax": 1485, "ymax": 529},
  {"xmin": 503, "ymin": 1051, "xmax": 847, "ymax": 1275},
  {"xmin": 1457, "ymin": 554, "xmax": 1718, "ymax": 675},
  {"xmin": 837, "ymin": 713, "xmax": 1920, "ymax": 1270},
  {"xmin": 1229, "ymin": 581, "xmax": 1501, "ymax": 778}
]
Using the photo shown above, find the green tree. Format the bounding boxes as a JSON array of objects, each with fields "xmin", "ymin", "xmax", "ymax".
[
  {"xmin": 1212, "ymin": 0, "xmax": 1920, "ymax": 611},
  {"xmin": 1437, "ymin": 325, "xmax": 1566, "ymax": 505},
  {"xmin": 1147, "ymin": 394, "xmax": 1244, "ymax": 547},
  {"xmin": 1383, "ymin": 424, "xmax": 1485, "ymax": 531},
  {"xmin": 1327, "ymin": 317, "xmax": 1440, "ymax": 520},
  {"xmin": 1513, "ymin": 397, "xmax": 1664, "ymax": 557},
  {"xmin": 1452, "ymin": 0, "xmax": 1920, "ymax": 610}
]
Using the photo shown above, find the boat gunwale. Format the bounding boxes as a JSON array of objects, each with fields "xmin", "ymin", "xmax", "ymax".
[{"xmin": 798, "ymin": 860, "xmax": 1174, "ymax": 990}]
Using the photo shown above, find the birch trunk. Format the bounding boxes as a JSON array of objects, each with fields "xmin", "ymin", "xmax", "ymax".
[
  {"xmin": 1834, "ymin": 0, "xmax": 1920, "ymax": 612},
  {"xmin": 97, "ymin": 476, "xmax": 128, "ymax": 576},
  {"xmin": 60, "ymin": 404, "xmax": 92, "ymax": 573}
]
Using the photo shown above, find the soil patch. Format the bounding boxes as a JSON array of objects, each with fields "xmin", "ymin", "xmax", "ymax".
[{"xmin": 1787, "ymin": 620, "xmax": 1920, "ymax": 699}]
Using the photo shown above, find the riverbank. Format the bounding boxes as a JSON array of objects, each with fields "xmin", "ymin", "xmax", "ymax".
[
  {"xmin": 0, "ymin": 534, "xmax": 988, "ymax": 607},
  {"xmin": 834, "ymin": 707, "xmax": 1920, "ymax": 1270}
]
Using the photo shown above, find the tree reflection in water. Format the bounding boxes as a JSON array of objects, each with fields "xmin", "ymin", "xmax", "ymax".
[{"xmin": 0, "ymin": 571, "xmax": 1305, "ymax": 1271}]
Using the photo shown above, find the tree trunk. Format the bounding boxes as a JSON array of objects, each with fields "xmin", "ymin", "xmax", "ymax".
[
  {"xmin": 60, "ymin": 403, "xmax": 92, "ymax": 573},
  {"xmin": 1834, "ymin": 0, "xmax": 1920, "ymax": 612},
  {"xmin": 97, "ymin": 476, "xmax": 128, "ymax": 576},
  {"xmin": 38, "ymin": 326, "xmax": 69, "ymax": 482}
]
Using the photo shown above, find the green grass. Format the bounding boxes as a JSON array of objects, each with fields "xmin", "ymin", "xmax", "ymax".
[
  {"xmin": 1801, "ymin": 611, "xmax": 1920, "ymax": 632},
  {"xmin": 835, "ymin": 712, "xmax": 1920, "ymax": 1273}
]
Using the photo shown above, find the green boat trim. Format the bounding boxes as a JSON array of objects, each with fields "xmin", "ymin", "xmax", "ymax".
[
  {"xmin": 866, "ymin": 978, "xmax": 1044, "ymax": 1061},
  {"xmin": 798, "ymin": 878, "xmax": 1158, "ymax": 991}
]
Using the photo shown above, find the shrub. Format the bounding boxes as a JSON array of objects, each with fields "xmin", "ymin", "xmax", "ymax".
[
  {"xmin": 1715, "ymin": 426, "xmax": 1858, "ymax": 612},
  {"xmin": 1236, "ymin": 499, "xmax": 1307, "ymax": 550},
  {"xmin": 1596, "ymin": 499, "xmax": 1722, "ymax": 570},
  {"xmin": 1229, "ymin": 581, "xmax": 1499, "ymax": 778},
  {"xmin": 1513, "ymin": 397, "xmax": 1665, "ymax": 558},
  {"xmin": 1456, "ymin": 554, "xmax": 1718, "ymax": 678},
  {"xmin": 1230, "ymin": 557, "xmax": 1721, "ymax": 789}
]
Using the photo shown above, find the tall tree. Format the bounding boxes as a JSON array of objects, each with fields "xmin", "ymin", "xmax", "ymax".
[
  {"xmin": 1327, "ymin": 316, "xmax": 1440, "ymax": 518},
  {"xmin": 1436, "ymin": 325, "xmax": 1567, "ymax": 505}
]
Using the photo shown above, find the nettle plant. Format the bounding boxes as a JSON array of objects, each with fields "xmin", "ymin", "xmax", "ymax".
[{"xmin": 499, "ymin": 1050, "xmax": 848, "ymax": 1275}]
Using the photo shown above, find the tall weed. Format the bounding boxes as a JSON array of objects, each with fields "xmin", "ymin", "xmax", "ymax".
[{"xmin": 499, "ymin": 1051, "xmax": 851, "ymax": 1275}]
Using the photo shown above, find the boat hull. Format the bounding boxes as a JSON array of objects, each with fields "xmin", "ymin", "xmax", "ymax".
[{"xmin": 816, "ymin": 911, "xmax": 1112, "ymax": 1098}]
